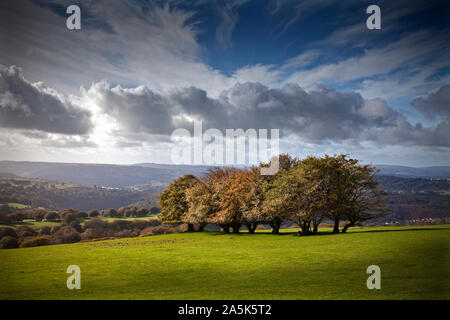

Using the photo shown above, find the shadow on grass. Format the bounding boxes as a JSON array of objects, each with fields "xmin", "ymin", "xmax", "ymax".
[
  {"xmin": 347, "ymin": 227, "xmax": 449, "ymax": 234},
  {"xmin": 207, "ymin": 226, "xmax": 449, "ymax": 237}
]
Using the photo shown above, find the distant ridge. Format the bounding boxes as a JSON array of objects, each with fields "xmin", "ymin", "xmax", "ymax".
[
  {"xmin": 0, "ymin": 161, "xmax": 211, "ymax": 188},
  {"xmin": 0, "ymin": 161, "xmax": 449, "ymax": 188},
  {"xmin": 375, "ymin": 165, "xmax": 450, "ymax": 179}
]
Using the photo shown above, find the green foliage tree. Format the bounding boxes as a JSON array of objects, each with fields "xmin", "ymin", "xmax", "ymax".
[
  {"xmin": 340, "ymin": 164, "xmax": 389, "ymax": 232},
  {"xmin": 158, "ymin": 174, "xmax": 199, "ymax": 232},
  {"xmin": 259, "ymin": 154, "xmax": 299, "ymax": 233}
]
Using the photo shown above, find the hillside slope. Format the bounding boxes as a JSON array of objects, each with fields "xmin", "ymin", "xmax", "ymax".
[{"xmin": 0, "ymin": 225, "xmax": 448, "ymax": 299}]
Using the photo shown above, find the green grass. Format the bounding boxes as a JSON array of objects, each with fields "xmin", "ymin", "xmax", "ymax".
[
  {"xmin": 0, "ymin": 202, "xmax": 30, "ymax": 209},
  {"xmin": 100, "ymin": 216, "xmax": 157, "ymax": 222},
  {"xmin": 0, "ymin": 216, "xmax": 158, "ymax": 229},
  {"xmin": 0, "ymin": 225, "xmax": 449, "ymax": 300},
  {"xmin": 0, "ymin": 219, "xmax": 61, "ymax": 229}
]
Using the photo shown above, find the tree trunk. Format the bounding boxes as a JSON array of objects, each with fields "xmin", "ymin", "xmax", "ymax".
[
  {"xmin": 221, "ymin": 225, "xmax": 230, "ymax": 233},
  {"xmin": 232, "ymin": 224, "xmax": 240, "ymax": 233},
  {"xmin": 342, "ymin": 222, "xmax": 354, "ymax": 233},
  {"xmin": 299, "ymin": 219, "xmax": 311, "ymax": 235},
  {"xmin": 270, "ymin": 220, "xmax": 281, "ymax": 234},
  {"xmin": 187, "ymin": 223, "xmax": 195, "ymax": 232},
  {"xmin": 333, "ymin": 217, "xmax": 340, "ymax": 233},
  {"xmin": 312, "ymin": 224, "xmax": 318, "ymax": 234},
  {"xmin": 197, "ymin": 222, "xmax": 207, "ymax": 232},
  {"xmin": 246, "ymin": 222, "xmax": 258, "ymax": 233}
]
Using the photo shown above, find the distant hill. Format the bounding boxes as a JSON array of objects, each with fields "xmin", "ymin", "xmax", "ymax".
[
  {"xmin": 133, "ymin": 162, "xmax": 212, "ymax": 177},
  {"xmin": 0, "ymin": 161, "xmax": 212, "ymax": 188},
  {"xmin": 375, "ymin": 165, "xmax": 450, "ymax": 179},
  {"xmin": 377, "ymin": 175, "xmax": 450, "ymax": 193},
  {"xmin": 0, "ymin": 176, "xmax": 148, "ymax": 211},
  {"xmin": 0, "ymin": 172, "xmax": 20, "ymax": 178},
  {"xmin": 0, "ymin": 161, "xmax": 449, "ymax": 219},
  {"xmin": 0, "ymin": 161, "xmax": 449, "ymax": 188}
]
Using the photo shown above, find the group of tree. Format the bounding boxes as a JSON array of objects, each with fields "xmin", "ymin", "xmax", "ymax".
[
  {"xmin": 0, "ymin": 216, "xmax": 179, "ymax": 249},
  {"xmin": 0, "ymin": 206, "xmax": 160, "ymax": 226},
  {"xmin": 158, "ymin": 154, "xmax": 389, "ymax": 234}
]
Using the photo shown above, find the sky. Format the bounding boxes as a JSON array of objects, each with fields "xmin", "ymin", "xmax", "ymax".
[{"xmin": 0, "ymin": 0, "xmax": 449, "ymax": 167}]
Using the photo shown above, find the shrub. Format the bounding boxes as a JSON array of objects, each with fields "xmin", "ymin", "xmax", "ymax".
[
  {"xmin": 140, "ymin": 225, "xmax": 179, "ymax": 236},
  {"xmin": 110, "ymin": 219, "xmax": 133, "ymax": 231},
  {"xmin": 19, "ymin": 236, "xmax": 52, "ymax": 248},
  {"xmin": 150, "ymin": 207, "xmax": 161, "ymax": 214},
  {"xmin": 88, "ymin": 209, "xmax": 99, "ymax": 218},
  {"xmin": 0, "ymin": 213, "xmax": 11, "ymax": 225},
  {"xmin": 178, "ymin": 223, "xmax": 189, "ymax": 233},
  {"xmin": 39, "ymin": 226, "xmax": 52, "ymax": 236},
  {"xmin": 59, "ymin": 208, "xmax": 83, "ymax": 221},
  {"xmin": 16, "ymin": 225, "xmax": 38, "ymax": 238},
  {"xmin": 148, "ymin": 219, "xmax": 162, "ymax": 227},
  {"xmin": 0, "ymin": 226, "xmax": 18, "ymax": 239},
  {"xmin": 130, "ymin": 220, "xmax": 151, "ymax": 232},
  {"xmin": 126, "ymin": 207, "xmax": 137, "ymax": 217},
  {"xmin": 77, "ymin": 211, "xmax": 88, "ymax": 219},
  {"xmin": 107, "ymin": 208, "xmax": 118, "ymax": 218},
  {"xmin": 21, "ymin": 209, "xmax": 33, "ymax": 219},
  {"xmin": 119, "ymin": 229, "xmax": 139, "ymax": 238},
  {"xmin": 83, "ymin": 218, "xmax": 109, "ymax": 231},
  {"xmin": 32, "ymin": 208, "xmax": 48, "ymax": 221},
  {"xmin": 81, "ymin": 228, "xmax": 101, "ymax": 240},
  {"xmin": 9, "ymin": 212, "xmax": 25, "ymax": 223},
  {"xmin": 136, "ymin": 208, "xmax": 149, "ymax": 217},
  {"xmin": 117, "ymin": 207, "xmax": 127, "ymax": 217},
  {"xmin": 52, "ymin": 226, "xmax": 81, "ymax": 244},
  {"xmin": 50, "ymin": 225, "xmax": 62, "ymax": 234},
  {"xmin": 60, "ymin": 212, "xmax": 76, "ymax": 225},
  {"xmin": 0, "ymin": 204, "xmax": 11, "ymax": 215},
  {"xmin": 69, "ymin": 221, "xmax": 83, "ymax": 233},
  {"xmin": 0, "ymin": 236, "xmax": 19, "ymax": 249},
  {"xmin": 44, "ymin": 211, "xmax": 60, "ymax": 221}
]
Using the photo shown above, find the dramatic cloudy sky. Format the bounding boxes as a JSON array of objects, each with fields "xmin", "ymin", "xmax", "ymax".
[{"xmin": 0, "ymin": 0, "xmax": 449, "ymax": 166}]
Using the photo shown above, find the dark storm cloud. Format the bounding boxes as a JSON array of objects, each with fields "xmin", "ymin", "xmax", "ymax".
[
  {"xmin": 412, "ymin": 85, "xmax": 450, "ymax": 118},
  {"xmin": 87, "ymin": 80, "xmax": 450, "ymax": 147},
  {"xmin": 0, "ymin": 65, "xmax": 93, "ymax": 134}
]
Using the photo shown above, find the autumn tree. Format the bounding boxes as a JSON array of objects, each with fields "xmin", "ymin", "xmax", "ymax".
[
  {"xmin": 340, "ymin": 164, "xmax": 389, "ymax": 232},
  {"xmin": 158, "ymin": 174, "xmax": 199, "ymax": 232},
  {"xmin": 259, "ymin": 154, "xmax": 299, "ymax": 233},
  {"xmin": 185, "ymin": 176, "xmax": 217, "ymax": 232},
  {"xmin": 265, "ymin": 159, "xmax": 328, "ymax": 235},
  {"xmin": 186, "ymin": 168, "xmax": 240, "ymax": 233},
  {"xmin": 307, "ymin": 154, "xmax": 388, "ymax": 233},
  {"xmin": 214, "ymin": 168, "xmax": 264, "ymax": 233},
  {"xmin": 240, "ymin": 167, "xmax": 266, "ymax": 233},
  {"xmin": 305, "ymin": 154, "xmax": 358, "ymax": 233},
  {"xmin": 88, "ymin": 209, "xmax": 99, "ymax": 218}
]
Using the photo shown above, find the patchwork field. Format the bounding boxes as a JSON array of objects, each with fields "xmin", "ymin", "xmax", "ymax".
[
  {"xmin": 0, "ymin": 216, "xmax": 158, "ymax": 229},
  {"xmin": 0, "ymin": 225, "xmax": 449, "ymax": 300}
]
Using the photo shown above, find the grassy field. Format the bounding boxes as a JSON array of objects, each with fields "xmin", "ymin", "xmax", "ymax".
[
  {"xmin": 1, "ymin": 219, "xmax": 61, "ymax": 229},
  {"xmin": 100, "ymin": 216, "xmax": 157, "ymax": 222},
  {"xmin": 0, "ymin": 202, "xmax": 30, "ymax": 209},
  {"xmin": 0, "ymin": 225, "xmax": 448, "ymax": 300},
  {"xmin": 1, "ymin": 216, "xmax": 158, "ymax": 229}
]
